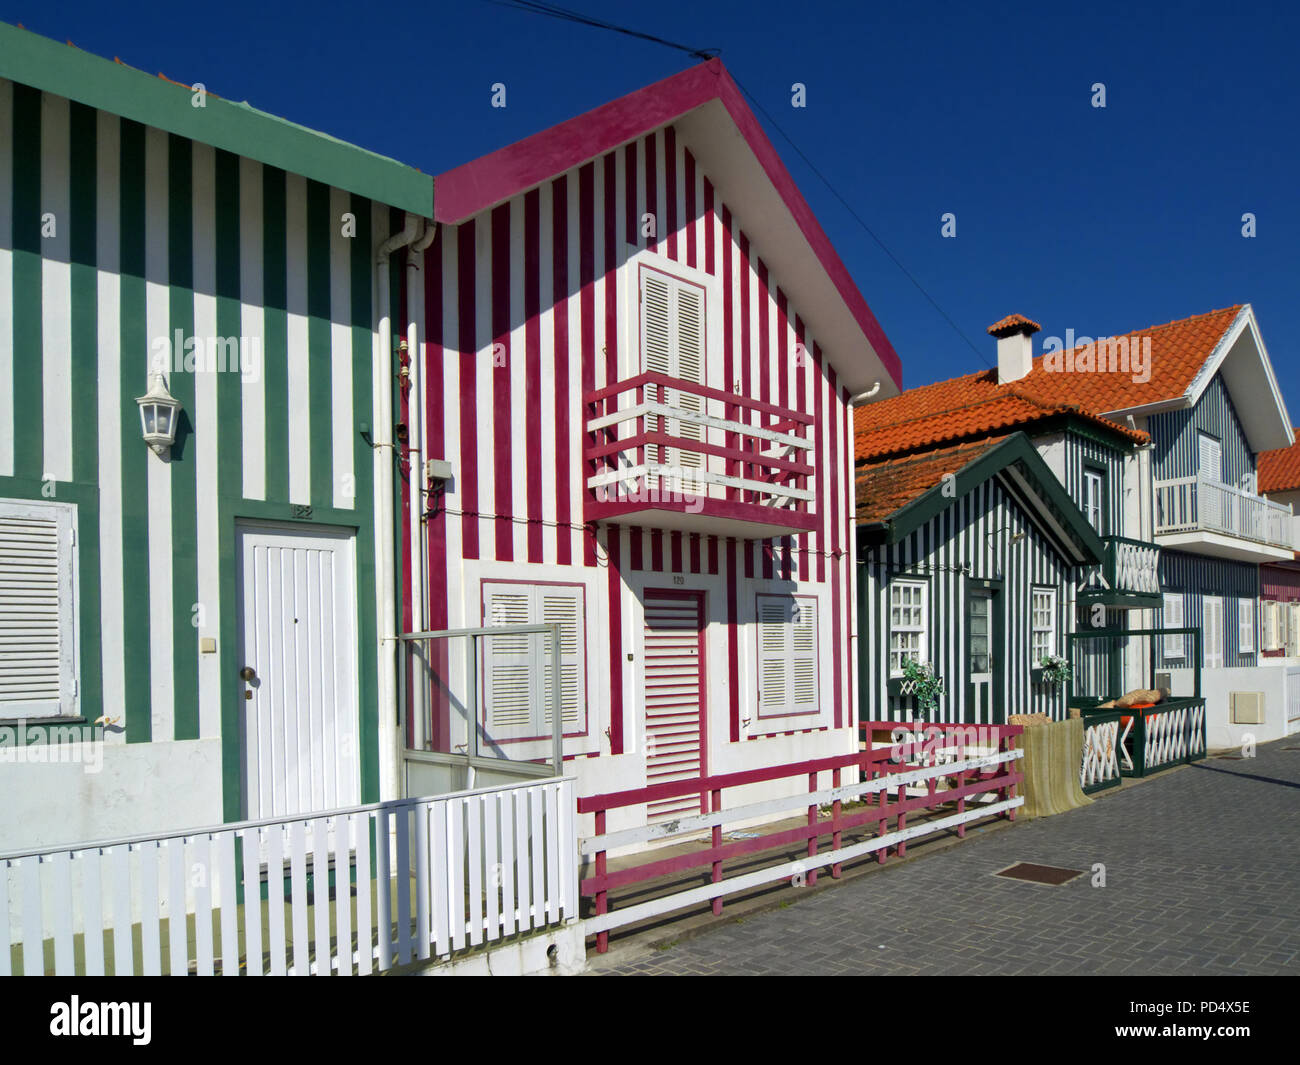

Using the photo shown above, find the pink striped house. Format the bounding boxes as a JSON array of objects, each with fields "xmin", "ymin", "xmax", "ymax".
[{"xmin": 398, "ymin": 60, "xmax": 901, "ymax": 824}]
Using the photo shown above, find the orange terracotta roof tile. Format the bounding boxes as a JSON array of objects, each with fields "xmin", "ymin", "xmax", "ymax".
[
  {"xmin": 854, "ymin": 306, "xmax": 1242, "ymax": 462},
  {"xmin": 1259, "ymin": 428, "xmax": 1300, "ymax": 494},
  {"xmin": 987, "ymin": 313, "xmax": 1041, "ymax": 337},
  {"xmin": 855, "ymin": 437, "xmax": 1005, "ymax": 524}
]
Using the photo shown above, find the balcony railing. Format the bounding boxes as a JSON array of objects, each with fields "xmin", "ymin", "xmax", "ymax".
[
  {"xmin": 1154, "ymin": 475, "xmax": 1294, "ymax": 550},
  {"xmin": 583, "ymin": 372, "xmax": 816, "ymax": 534},
  {"xmin": 1080, "ymin": 535, "xmax": 1161, "ymax": 604}
]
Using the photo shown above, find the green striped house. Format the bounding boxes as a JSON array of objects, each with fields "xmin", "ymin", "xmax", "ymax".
[{"xmin": 0, "ymin": 24, "xmax": 430, "ymax": 850}]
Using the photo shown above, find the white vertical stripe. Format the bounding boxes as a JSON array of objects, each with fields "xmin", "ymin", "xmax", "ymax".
[
  {"xmin": 475, "ymin": 216, "xmax": 492, "ymax": 560},
  {"xmin": 285, "ymin": 173, "xmax": 310, "ymax": 505},
  {"xmin": 538, "ymin": 180, "xmax": 557, "ymax": 566},
  {"xmin": 0, "ymin": 78, "xmax": 13, "ymax": 477},
  {"xmin": 40, "ymin": 93, "xmax": 73, "ymax": 483},
  {"xmin": 192, "ymin": 141, "xmax": 221, "ymax": 740},
  {"xmin": 239, "ymin": 157, "xmax": 266, "ymax": 501},
  {"xmin": 566, "ymin": 172, "xmax": 581, "ymax": 565},
  {"xmin": 144, "ymin": 125, "xmax": 174, "ymax": 742},
  {"xmin": 329, "ymin": 187, "xmax": 354, "ymax": 511},
  {"xmin": 95, "ymin": 110, "xmax": 125, "ymax": 742},
  {"xmin": 440, "ymin": 230, "xmax": 464, "ymax": 627},
  {"xmin": 509, "ymin": 194, "xmax": 527, "ymax": 562}
]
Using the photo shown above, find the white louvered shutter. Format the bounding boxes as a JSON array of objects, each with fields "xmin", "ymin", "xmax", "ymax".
[
  {"xmin": 1289, "ymin": 603, "xmax": 1300, "ymax": 657},
  {"xmin": 1262, "ymin": 602, "xmax": 1278, "ymax": 651},
  {"xmin": 757, "ymin": 597, "xmax": 789, "ymax": 716},
  {"xmin": 539, "ymin": 588, "xmax": 584, "ymax": 729},
  {"xmin": 757, "ymin": 596, "xmax": 818, "ymax": 718},
  {"xmin": 482, "ymin": 587, "xmax": 534, "ymax": 738},
  {"xmin": 641, "ymin": 267, "xmax": 705, "ymax": 472},
  {"xmin": 790, "ymin": 599, "xmax": 818, "ymax": 712},
  {"xmin": 0, "ymin": 501, "xmax": 76, "ymax": 718},
  {"xmin": 1162, "ymin": 593, "xmax": 1184, "ymax": 659}
]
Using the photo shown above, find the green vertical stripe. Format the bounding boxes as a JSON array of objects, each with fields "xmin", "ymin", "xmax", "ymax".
[
  {"xmin": 168, "ymin": 133, "xmax": 199, "ymax": 741},
  {"xmin": 261, "ymin": 166, "xmax": 288, "ymax": 502},
  {"xmin": 11, "ymin": 83, "xmax": 42, "ymax": 480},
  {"xmin": 352, "ymin": 196, "xmax": 378, "ymax": 804},
  {"xmin": 118, "ymin": 118, "xmax": 151, "ymax": 744},
  {"xmin": 306, "ymin": 179, "xmax": 332, "ymax": 508},
  {"xmin": 214, "ymin": 148, "xmax": 244, "ymax": 821},
  {"xmin": 68, "ymin": 100, "xmax": 103, "ymax": 723}
]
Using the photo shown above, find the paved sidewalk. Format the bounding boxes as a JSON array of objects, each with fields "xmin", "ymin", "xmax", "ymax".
[{"xmin": 592, "ymin": 740, "xmax": 1300, "ymax": 975}]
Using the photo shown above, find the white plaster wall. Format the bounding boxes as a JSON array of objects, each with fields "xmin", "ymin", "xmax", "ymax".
[
  {"xmin": 0, "ymin": 737, "xmax": 223, "ymax": 854},
  {"xmin": 1165, "ymin": 664, "xmax": 1300, "ymax": 749}
]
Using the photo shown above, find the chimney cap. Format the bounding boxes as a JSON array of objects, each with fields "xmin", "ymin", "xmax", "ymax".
[{"xmin": 987, "ymin": 313, "xmax": 1041, "ymax": 338}]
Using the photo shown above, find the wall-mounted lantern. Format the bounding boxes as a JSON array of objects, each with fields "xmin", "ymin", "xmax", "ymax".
[{"xmin": 135, "ymin": 373, "xmax": 182, "ymax": 458}]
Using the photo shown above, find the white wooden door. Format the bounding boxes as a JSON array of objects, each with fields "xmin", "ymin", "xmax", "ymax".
[
  {"xmin": 237, "ymin": 524, "xmax": 360, "ymax": 820},
  {"xmin": 1202, "ymin": 596, "xmax": 1224, "ymax": 670},
  {"xmin": 968, "ymin": 591, "xmax": 994, "ymax": 724},
  {"xmin": 642, "ymin": 590, "xmax": 705, "ymax": 822},
  {"xmin": 1199, "ymin": 434, "xmax": 1223, "ymax": 529}
]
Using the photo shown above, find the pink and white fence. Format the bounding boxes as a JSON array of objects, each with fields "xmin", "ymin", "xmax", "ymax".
[{"xmin": 2, "ymin": 777, "xmax": 576, "ymax": 976}]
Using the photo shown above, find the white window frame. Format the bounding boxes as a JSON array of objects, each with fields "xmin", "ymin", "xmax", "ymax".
[
  {"xmin": 1238, "ymin": 597, "xmax": 1255, "ymax": 654},
  {"xmin": 481, "ymin": 581, "xmax": 587, "ymax": 744},
  {"xmin": 0, "ymin": 498, "xmax": 79, "ymax": 720},
  {"xmin": 1082, "ymin": 469, "xmax": 1105, "ymax": 533},
  {"xmin": 756, "ymin": 594, "xmax": 819, "ymax": 720},
  {"xmin": 1162, "ymin": 593, "xmax": 1184, "ymax": 659},
  {"xmin": 889, "ymin": 579, "xmax": 928, "ymax": 677},
  {"xmin": 1031, "ymin": 586, "xmax": 1058, "ymax": 664}
]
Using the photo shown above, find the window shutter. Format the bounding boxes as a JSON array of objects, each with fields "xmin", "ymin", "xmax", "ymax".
[
  {"xmin": 641, "ymin": 267, "xmax": 705, "ymax": 471},
  {"xmin": 0, "ymin": 503, "xmax": 76, "ymax": 718},
  {"xmin": 540, "ymin": 589, "xmax": 584, "ymax": 728},
  {"xmin": 482, "ymin": 588, "xmax": 534, "ymax": 736},
  {"xmin": 1289, "ymin": 603, "xmax": 1300, "ymax": 657},
  {"xmin": 1162, "ymin": 593, "xmax": 1184, "ymax": 658},
  {"xmin": 790, "ymin": 600, "xmax": 817, "ymax": 711},
  {"xmin": 757, "ymin": 597, "xmax": 789, "ymax": 716},
  {"xmin": 1238, "ymin": 598, "xmax": 1254, "ymax": 654}
]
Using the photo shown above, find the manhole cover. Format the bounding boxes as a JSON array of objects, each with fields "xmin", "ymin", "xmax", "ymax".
[{"xmin": 993, "ymin": 862, "xmax": 1084, "ymax": 886}]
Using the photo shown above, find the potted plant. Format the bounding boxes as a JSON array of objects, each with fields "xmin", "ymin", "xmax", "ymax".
[
  {"xmin": 1038, "ymin": 653, "xmax": 1073, "ymax": 688},
  {"xmin": 901, "ymin": 658, "xmax": 945, "ymax": 724}
]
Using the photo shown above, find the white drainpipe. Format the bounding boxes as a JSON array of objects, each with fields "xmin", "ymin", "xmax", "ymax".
[
  {"xmin": 406, "ymin": 223, "xmax": 438, "ymax": 643},
  {"xmin": 376, "ymin": 213, "xmax": 423, "ymax": 802}
]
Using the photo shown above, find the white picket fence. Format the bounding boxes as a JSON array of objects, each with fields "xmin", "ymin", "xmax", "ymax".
[{"xmin": 1, "ymin": 777, "xmax": 577, "ymax": 976}]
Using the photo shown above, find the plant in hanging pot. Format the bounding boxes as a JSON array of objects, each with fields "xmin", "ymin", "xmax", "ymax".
[
  {"xmin": 901, "ymin": 658, "xmax": 945, "ymax": 725},
  {"xmin": 1038, "ymin": 654, "xmax": 1073, "ymax": 688}
]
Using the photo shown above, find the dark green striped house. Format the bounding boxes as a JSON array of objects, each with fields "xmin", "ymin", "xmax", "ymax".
[{"xmin": 0, "ymin": 23, "xmax": 431, "ymax": 850}]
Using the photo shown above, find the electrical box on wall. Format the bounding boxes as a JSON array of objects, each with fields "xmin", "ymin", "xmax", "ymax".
[
  {"xmin": 1229, "ymin": 691, "xmax": 1265, "ymax": 725},
  {"xmin": 425, "ymin": 459, "xmax": 453, "ymax": 482}
]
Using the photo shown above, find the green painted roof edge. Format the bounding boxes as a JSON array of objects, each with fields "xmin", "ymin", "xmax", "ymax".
[
  {"xmin": 0, "ymin": 21, "xmax": 433, "ymax": 217},
  {"xmin": 863, "ymin": 433, "xmax": 1106, "ymax": 564}
]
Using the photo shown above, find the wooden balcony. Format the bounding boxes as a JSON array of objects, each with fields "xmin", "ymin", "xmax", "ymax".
[
  {"xmin": 1154, "ymin": 475, "xmax": 1295, "ymax": 562},
  {"xmin": 584, "ymin": 372, "xmax": 816, "ymax": 538},
  {"xmin": 1078, "ymin": 536, "xmax": 1162, "ymax": 608}
]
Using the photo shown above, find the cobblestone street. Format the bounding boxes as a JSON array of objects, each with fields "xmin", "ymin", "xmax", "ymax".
[{"xmin": 593, "ymin": 740, "xmax": 1300, "ymax": 976}]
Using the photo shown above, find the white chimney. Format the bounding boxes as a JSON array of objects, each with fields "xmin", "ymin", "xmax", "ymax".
[{"xmin": 987, "ymin": 314, "xmax": 1041, "ymax": 384}]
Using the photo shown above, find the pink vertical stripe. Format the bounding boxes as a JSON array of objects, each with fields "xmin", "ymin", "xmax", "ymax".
[
  {"xmin": 644, "ymin": 131, "xmax": 657, "ymax": 253},
  {"xmin": 624, "ymin": 141, "xmax": 637, "ymax": 250},
  {"xmin": 524, "ymin": 188, "xmax": 543, "ymax": 562},
  {"xmin": 813, "ymin": 337, "xmax": 825, "ymax": 584},
  {"xmin": 684, "ymin": 148, "xmax": 697, "ymax": 269},
  {"xmin": 425, "ymin": 238, "xmax": 450, "ymax": 751},
  {"xmin": 603, "ymin": 151, "xmax": 618, "ymax": 387},
  {"xmin": 650, "ymin": 529, "xmax": 663, "ymax": 572},
  {"xmin": 664, "ymin": 126, "xmax": 678, "ymax": 260},
  {"xmin": 689, "ymin": 534, "xmax": 702, "ymax": 574},
  {"xmin": 670, "ymin": 531, "xmax": 683, "ymax": 574},
  {"xmin": 607, "ymin": 526, "xmax": 624, "ymax": 755},
  {"xmin": 630, "ymin": 524, "xmax": 643, "ymax": 571},
  {"xmin": 491, "ymin": 203, "xmax": 513, "ymax": 562},
  {"xmin": 727, "ymin": 539, "xmax": 739, "ymax": 742},
  {"xmin": 579, "ymin": 162, "xmax": 597, "ymax": 567},
  {"xmin": 707, "ymin": 536, "xmax": 718, "ymax": 575}
]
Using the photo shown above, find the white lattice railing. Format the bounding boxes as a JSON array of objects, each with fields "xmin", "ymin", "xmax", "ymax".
[
  {"xmin": 3, "ymin": 777, "xmax": 577, "ymax": 976},
  {"xmin": 1155, "ymin": 475, "xmax": 1293, "ymax": 549},
  {"xmin": 1080, "ymin": 714, "xmax": 1123, "ymax": 792}
]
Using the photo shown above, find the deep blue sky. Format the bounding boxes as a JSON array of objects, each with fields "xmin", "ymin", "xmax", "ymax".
[{"xmin": 14, "ymin": 1, "xmax": 1300, "ymax": 409}]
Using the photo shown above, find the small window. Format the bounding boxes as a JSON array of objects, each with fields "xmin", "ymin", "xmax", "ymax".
[
  {"xmin": 1031, "ymin": 587, "xmax": 1058, "ymax": 662},
  {"xmin": 756, "ymin": 595, "xmax": 818, "ymax": 718},
  {"xmin": 1162, "ymin": 593, "xmax": 1184, "ymax": 659},
  {"xmin": 1238, "ymin": 597, "xmax": 1255, "ymax": 654},
  {"xmin": 481, "ymin": 582, "xmax": 586, "ymax": 741},
  {"xmin": 0, "ymin": 499, "xmax": 78, "ymax": 719},
  {"xmin": 889, "ymin": 580, "xmax": 927, "ymax": 676},
  {"xmin": 1082, "ymin": 469, "xmax": 1105, "ymax": 533}
]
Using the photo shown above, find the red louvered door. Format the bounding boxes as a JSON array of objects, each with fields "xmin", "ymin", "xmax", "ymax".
[{"xmin": 642, "ymin": 590, "xmax": 706, "ymax": 822}]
